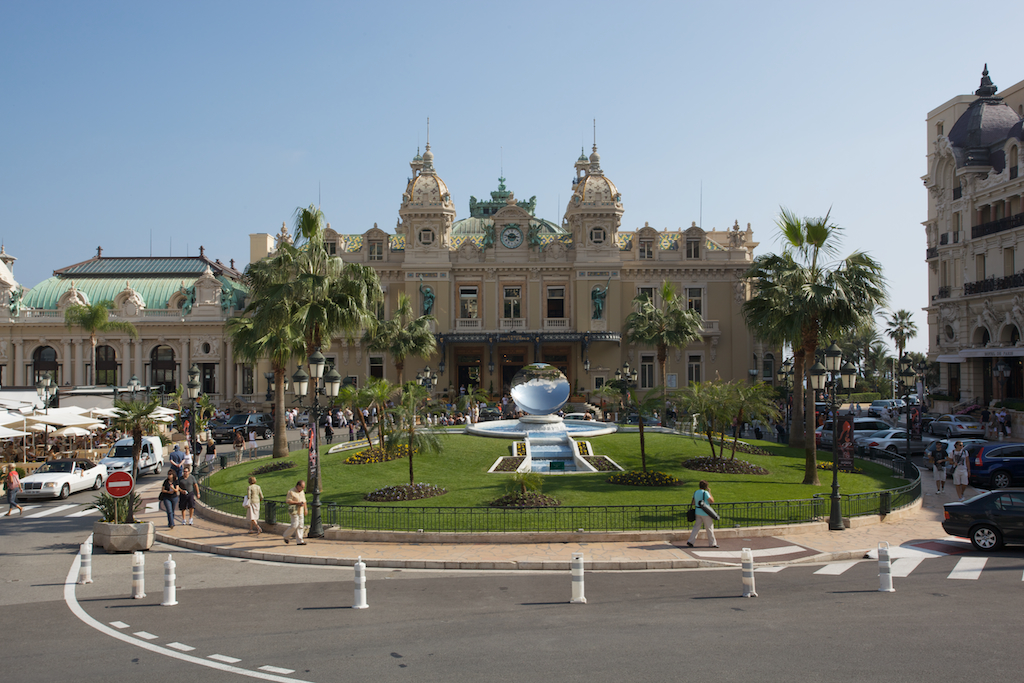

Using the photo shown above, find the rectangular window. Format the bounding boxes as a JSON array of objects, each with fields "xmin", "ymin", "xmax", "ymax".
[
  {"xmin": 686, "ymin": 239, "xmax": 700, "ymax": 259},
  {"xmin": 327, "ymin": 242, "xmax": 336, "ymax": 255},
  {"xmin": 687, "ymin": 355, "xmax": 702, "ymax": 384},
  {"xmin": 948, "ymin": 363, "xmax": 959, "ymax": 398},
  {"xmin": 639, "ymin": 240, "xmax": 653, "ymax": 259},
  {"xmin": 344, "ymin": 375, "xmax": 358, "ymax": 388},
  {"xmin": 241, "ymin": 364, "xmax": 254, "ymax": 395},
  {"xmin": 546, "ymin": 287, "xmax": 565, "ymax": 318},
  {"xmin": 637, "ymin": 286, "xmax": 654, "ymax": 302},
  {"xmin": 369, "ymin": 241, "xmax": 383, "ymax": 261},
  {"xmin": 594, "ymin": 376, "xmax": 605, "ymax": 390},
  {"xmin": 460, "ymin": 287, "xmax": 478, "ymax": 318},
  {"xmin": 666, "ymin": 373, "xmax": 677, "ymax": 389},
  {"xmin": 976, "ymin": 254, "xmax": 986, "ymax": 280},
  {"xmin": 1005, "ymin": 248, "xmax": 1015, "ymax": 277},
  {"xmin": 201, "ymin": 363, "xmax": 216, "ymax": 394},
  {"xmin": 369, "ymin": 357, "xmax": 384, "ymax": 379},
  {"xmin": 640, "ymin": 353, "xmax": 655, "ymax": 389},
  {"xmin": 503, "ymin": 287, "xmax": 521, "ymax": 319},
  {"xmin": 763, "ymin": 356, "xmax": 774, "ymax": 380},
  {"xmin": 687, "ymin": 288, "xmax": 702, "ymax": 315}
]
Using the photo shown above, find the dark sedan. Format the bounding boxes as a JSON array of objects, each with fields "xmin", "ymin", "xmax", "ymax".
[{"xmin": 942, "ymin": 489, "xmax": 1024, "ymax": 550}]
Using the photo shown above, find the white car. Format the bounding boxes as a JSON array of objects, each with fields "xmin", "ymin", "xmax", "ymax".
[{"xmin": 19, "ymin": 459, "xmax": 108, "ymax": 499}]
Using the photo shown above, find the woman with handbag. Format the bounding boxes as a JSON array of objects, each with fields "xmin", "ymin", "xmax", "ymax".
[
  {"xmin": 686, "ymin": 480, "xmax": 718, "ymax": 548},
  {"xmin": 158, "ymin": 470, "xmax": 182, "ymax": 529},
  {"xmin": 245, "ymin": 475, "xmax": 264, "ymax": 535}
]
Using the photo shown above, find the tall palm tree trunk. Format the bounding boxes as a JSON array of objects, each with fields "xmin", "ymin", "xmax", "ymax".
[
  {"xmin": 800, "ymin": 328, "xmax": 821, "ymax": 486},
  {"xmin": 273, "ymin": 365, "xmax": 289, "ymax": 458},
  {"xmin": 790, "ymin": 348, "xmax": 806, "ymax": 449}
]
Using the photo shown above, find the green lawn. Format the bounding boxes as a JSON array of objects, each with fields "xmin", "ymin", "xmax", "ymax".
[{"xmin": 207, "ymin": 431, "xmax": 906, "ymax": 508}]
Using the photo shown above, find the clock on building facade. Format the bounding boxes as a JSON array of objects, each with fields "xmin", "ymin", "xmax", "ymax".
[{"xmin": 500, "ymin": 225, "xmax": 524, "ymax": 248}]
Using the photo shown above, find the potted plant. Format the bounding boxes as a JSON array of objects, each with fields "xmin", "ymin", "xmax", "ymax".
[{"xmin": 91, "ymin": 490, "xmax": 155, "ymax": 552}]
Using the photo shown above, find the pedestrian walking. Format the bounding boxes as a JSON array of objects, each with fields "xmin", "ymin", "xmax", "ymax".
[
  {"xmin": 4, "ymin": 465, "xmax": 24, "ymax": 516},
  {"xmin": 686, "ymin": 480, "xmax": 718, "ymax": 548},
  {"xmin": 178, "ymin": 465, "xmax": 199, "ymax": 526},
  {"xmin": 159, "ymin": 470, "xmax": 182, "ymax": 529},
  {"xmin": 929, "ymin": 443, "xmax": 948, "ymax": 495},
  {"xmin": 283, "ymin": 480, "xmax": 307, "ymax": 545},
  {"xmin": 324, "ymin": 419, "xmax": 334, "ymax": 444},
  {"xmin": 233, "ymin": 430, "xmax": 245, "ymax": 464},
  {"xmin": 245, "ymin": 475, "xmax": 263, "ymax": 535},
  {"xmin": 247, "ymin": 429, "xmax": 257, "ymax": 458},
  {"xmin": 950, "ymin": 441, "xmax": 970, "ymax": 501},
  {"xmin": 205, "ymin": 437, "xmax": 217, "ymax": 473},
  {"xmin": 168, "ymin": 444, "xmax": 185, "ymax": 479}
]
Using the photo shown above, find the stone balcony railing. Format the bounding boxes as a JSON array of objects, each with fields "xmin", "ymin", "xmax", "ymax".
[
  {"xmin": 543, "ymin": 318, "xmax": 569, "ymax": 329},
  {"xmin": 500, "ymin": 318, "xmax": 526, "ymax": 330},
  {"xmin": 456, "ymin": 318, "xmax": 482, "ymax": 330}
]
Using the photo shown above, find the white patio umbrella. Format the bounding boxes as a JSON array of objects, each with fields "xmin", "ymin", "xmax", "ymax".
[
  {"xmin": 52, "ymin": 426, "xmax": 93, "ymax": 438},
  {"xmin": 0, "ymin": 425, "xmax": 30, "ymax": 439}
]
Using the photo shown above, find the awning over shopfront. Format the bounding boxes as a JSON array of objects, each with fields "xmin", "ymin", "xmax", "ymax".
[
  {"xmin": 957, "ymin": 348, "xmax": 1024, "ymax": 358},
  {"xmin": 935, "ymin": 354, "xmax": 964, "ymax": 363}
]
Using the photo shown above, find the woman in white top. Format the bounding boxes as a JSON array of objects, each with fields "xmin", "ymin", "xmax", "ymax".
[{"xmin": 686, "ymin": 480, "xmax": 718, "ymax": 548}]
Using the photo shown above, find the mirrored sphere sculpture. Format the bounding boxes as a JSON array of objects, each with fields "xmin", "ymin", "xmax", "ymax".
[{"xmin": 510, "ymin": 363, "xmax": 571, "ymax": 416}]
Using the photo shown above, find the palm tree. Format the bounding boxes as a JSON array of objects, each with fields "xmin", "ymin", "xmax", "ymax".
[
  {"xmin": 672, "ymin": 381, "xmax": 733, "ymax": 460},
  {"xmin": 337, "ymin": 383, "xmax": 373, "ymax": 444},
  {"xmin": 743, "ymin": 208, "xmax": 887, "ymax": 485},
  {"xmin": 64, "ymin": 301, "xmax": 139, "ymax": 385},
  {"xmin": 726, "ymin": 381, "xmax": 781, "ymax": 460},
  {"xmin": 364, "ymin": 292, "xmax": 436, "ymax": 385},
  {"xmin": 390, "ymin": 382, "xmax": 443, "ymax": 485},
  {"xmin": 623, "ymin": 281, "xmax": 703, "ymax": 405},
  {"xmin": 363, "ymin": 378, "xmax": 399, "ymax": 451},
  {"xmin": 885, "ymin": 309, "xmax": 918, "ymax": 362},
  {"xmin": 110, "ymin": 397, "xmax": 159, "ymax": 521}
]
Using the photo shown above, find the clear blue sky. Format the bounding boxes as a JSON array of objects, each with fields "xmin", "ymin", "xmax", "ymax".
[{"xmin": 1, "ymin": 0, "xmax": 1019, "ymax": 355}]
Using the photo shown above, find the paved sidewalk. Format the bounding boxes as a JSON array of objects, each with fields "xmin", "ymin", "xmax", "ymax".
[{"xmin": 135, "ymin": 466, "xmax": 970, "ymax": 571}]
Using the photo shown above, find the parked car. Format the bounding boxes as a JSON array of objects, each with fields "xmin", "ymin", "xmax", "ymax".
[
  {"xmin": 853, "ymin": 429, "xmax": 921, "ymax": 455},
  {"xmin": 868, "ymin": 399, "xmax": 899, "ymax": 418},
  {"xmin": 211, "ymin": 412, "xmax": 273, "ymax": 443},
  {"xmin": 923, "ymin": 438, "xmax": 988, "ymax": 478},
  {"xmin": 478, "ymin": 407, "xmax": 502, "ymax": 422},
  {"xmin": 819, "ymin": 418, "xmax": 891, "ymax": 448},
  {"xmin": 100, "ymin": 436, "xmax": 165, "ymax": 477},
  {"xmin": 942, "ymin": 489, "xmax": 1024, "ymax": 550},
  {"xmin": 19, "ymin": 459, "xmax": 108, "ymax": 499},
  {"xmin": 966, "ymin": 442, "xmax": 1024, "ymax": 489},
  {"xmin": 929, "ymin": 414, "xmax": 985, "ymax": 438},
  {"xmin": 294, "ymin": 412, "xmax": 310, "ymax": 426},
  {"xmin": 564, "ymin": 412, "xmax": 591, "ymax": 421}
]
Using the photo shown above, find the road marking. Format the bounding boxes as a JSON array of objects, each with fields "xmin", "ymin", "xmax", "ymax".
[
  {"xmin": 109, "ymin": 621, "xmax": 130, "ymax": 629},
  {"xmin": 168, "ymin": 642, "xmax": 196, "ymax": 652},
  {"xmin": 67, "ymin": 507, "xmax": 99, "ymax": 517},
  {"xmin": 947, "ymin": 557, "xmax": 986, "ymax": 580},
  {"xmin": 691, "ymin": 545, "xmax": 807, "ymax": 559},
  {"xmin": 3, "ymin": 505, "xmax": 40, "ymax": 515},
  {"xmin": 27, "ymin": 504, "xmax": 78, "ymax": 518},
  {"xmin": 134, "ymin": 631, "xmax": 158, "ymax": 640},
  {"xmin": 890, "ymin": 557, "xmax": 925, "ymax": 578},
  {"xmin": 259, "ymin": 666, "xmax": 296, "ymax": 675},
  {"xmin": 209, "ymin": 654, "xmax": 242, "ymax": 664},
  {"xmin": 64, "ymin": 539, "xmax": 315, "ymax": 683},
  {"xmin": 814, "ymin": 561, "xmax": 858, "ymax": 575},
  {"xmin": 145, "ymin": 502, "xmax": 159, "ymax": 512},
  {"xmin": 754, "ymin": 566, "xmax": 785, "ymax": 573}
]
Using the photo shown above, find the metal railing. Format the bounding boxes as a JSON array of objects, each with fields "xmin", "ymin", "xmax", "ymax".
[{"xmin": 971, "ymin": 211, "xmax": 1024, "ymax": 239}]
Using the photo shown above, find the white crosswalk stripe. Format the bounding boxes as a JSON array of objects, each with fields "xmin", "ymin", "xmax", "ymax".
[
  {"xmin": 890, "ymin": 557, "xmax": 925, "ymax": 578},
  {"xmin": 26, "ymin": 504, "xmax": 78, "ymax": 518},
  {"xmin": 66, "ymin": 507, "xmax": 100, "ymax": 517},
  {"xmin": 814, "ymin": 561, "xmax": 859, "ymax": 575},
  {"xmin": 948, "ymin": 557, "xmax": 987, "ymax": 580}
]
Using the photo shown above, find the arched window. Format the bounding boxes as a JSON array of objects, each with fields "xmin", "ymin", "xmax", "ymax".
[
  {"xmin": 33, "ymin": 346, "xmax": 59, "ymax": 384},
  {"xmin": 95, "ymin": 345, "xmax": 117, "ymax": 386},
  {"xmin": 150, "ymin": 345, "xmax": 176, "ymax": 393},
  {"xmin": 763, "ymin": 353, "xmax": 775, "ymax": 381}
]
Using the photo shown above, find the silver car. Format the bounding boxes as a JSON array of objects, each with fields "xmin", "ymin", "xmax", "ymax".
[
  {"xmin": 853, "ymin": 429, "xmax": 923, "ymax": 455},
  {"xmin": 929, "ymin": 414, "xmax": 986, "ymax": 438}
]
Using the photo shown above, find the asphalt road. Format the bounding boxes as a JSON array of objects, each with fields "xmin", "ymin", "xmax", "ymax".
[{"xmin": 3, "ymin": 498, "xmax": 1023, "ymax": 683}]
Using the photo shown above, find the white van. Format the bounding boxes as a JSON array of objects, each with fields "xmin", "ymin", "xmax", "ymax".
[{"xmin": 100, "ymin": 436, "xmax": 165, "ymax": 477}]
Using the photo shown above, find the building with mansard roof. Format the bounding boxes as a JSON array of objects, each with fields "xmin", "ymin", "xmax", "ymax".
[
  {"xmin": 251, "ymin": 142, "xmax": 776, "ymax": 402},
  {"xmin": 925, "ymin": 66, "xmax": 1024, "ymax": 405}
]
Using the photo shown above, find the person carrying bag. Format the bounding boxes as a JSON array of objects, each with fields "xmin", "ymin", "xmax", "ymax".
[{"xmin": 685, "ymin": 480, "xmax": 719, "ymax": 548}]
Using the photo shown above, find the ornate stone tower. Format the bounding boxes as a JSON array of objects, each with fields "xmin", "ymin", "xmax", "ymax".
[
  {"xmin": 563, "ymin": 145, "xmax": 624, "ymax": 252},
  {"xmin": 397, "ymin": 143, "xmax": 457, "ymax": 262}
]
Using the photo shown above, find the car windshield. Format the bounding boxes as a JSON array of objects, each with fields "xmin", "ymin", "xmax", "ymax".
[
  {"xmin": 36, "ymin": 461, "xmax": 73, "ymax": 474},
  {"xmin": 868, "ymin": 430, "xmax": 890, "ymax": 438},
  {"xmin": 226, "ymin": 414, "xmax": 251, "ymax": 425},
  {"xmin": 109, "ymin": 445, "xmax": 136, "ymax": 458}
]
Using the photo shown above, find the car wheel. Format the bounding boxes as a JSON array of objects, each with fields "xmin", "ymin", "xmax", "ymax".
[
  {"xmin": 946, "ymin": 427, "xmax": 955, "ymax": 438},
  {"xmin": 992, "ymin": 471, "xmax": 1012, "ymax": 489},
  {"xmin": 263, "ymin": 428, "xmax": 271, "ymax": 440},
  {"xmin": 59, "ymin": 484, "xmax": 70, "ymax": 500},
  {"xmin": 886, "ymin": 445, "xmax": 898, "ymax": 454},
  {"xmin": 153, "ymin": 462, "xmax": 161, "ymax": 475},
  {"xmin": 92, "ymin": 476, "xmax": 102, "ymax": 490},
  {"xmin": 970, "ymin": 524, "xmax": 1003, "ymax": 551}
]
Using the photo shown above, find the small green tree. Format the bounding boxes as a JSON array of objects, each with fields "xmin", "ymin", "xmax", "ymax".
[
  {"xmin": 109, "ymin": 397, "xmax": 159, "ymax": 521},
  {"xmin": 727, "ymin": 381, "xmax": 781, "ymax": 460},
  {"xmin": 64, "ymin": 301, "xmax": 139, "ymax": 385},
  {"xmin": 390, "ymin": 382, "xmax": 444, "ymax": 485},
  {"xmin": 672, "ymin": 381, "xmax": 733, "ymax": 460}
]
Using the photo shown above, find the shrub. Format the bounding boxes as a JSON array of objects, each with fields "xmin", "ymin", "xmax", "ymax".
[
  {"xmin": 345, "ymin": 444, "xmax": 414, "ymax": 465},
  {"xmin": 250, "ymin": 460, "xmax": 296, "ymax": 476},
  {"xmin": 91, "ymin": 491, "xmax": 142, "ymax": 523},
  {"xmin": 364, "ymin": 483, "xmax": 447, "ymax": 501},
  {"xmin": 608, "ymin": 470, "xmax": 681, "ymax": 487},
  {"xmin": 817, "ymin": 461, "xmax": 863, "ymax": 474},
  {"xmin": 683, "ymin": 457, "xmax": 769, "ymax": 475},
  {"xmin": 489, "ymin": 491, "xmax": 561, "ymax": 508}
]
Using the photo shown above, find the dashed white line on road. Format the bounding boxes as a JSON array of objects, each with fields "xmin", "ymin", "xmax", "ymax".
[
  {"xmin": 167, "ymin": 642, "xmax": 196, "ymax": 652},
  {"xmin": 27, "ymin": 504, "xmax": 77, "ymax": 518},
  {"xmin": 208, "ymin": 654, "xmax": 242, "ymax": 664},
  {"xmin": 814, "ymin": 561, "xmax": 859, "ymax": 575},
  {"xmin": 259, "ymin": 666, "xmax": 296, "ymax": 674},
  {"xmin": 754, "ymin": 566, "xmax": 785, "ymax": 573},
  {"xmin": 67, "ymin": 507, "xmax": 99, "ymax": 517},
  {"xmin": 134, "ymin": 631, "xmax": 158, "ymax": 640},
  {"xmin": 890, "ymin": 557, "xmax": 925, "ymax": 578},
  {"xmin": 947, "ymin": 556, "xmax": 987, "ymax": 580},
  {"xmin": 109, "ymin": 621, "xmax": 130, "ymax": 629},
  {"xmin": 692, "ymin": 545, "xmax": 807, "ymax": 559}
]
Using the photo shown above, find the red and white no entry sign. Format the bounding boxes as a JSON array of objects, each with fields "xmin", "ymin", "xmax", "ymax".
[{"xmin": 104, "ymin": 471, "xmax": 134, "ymax": 498}]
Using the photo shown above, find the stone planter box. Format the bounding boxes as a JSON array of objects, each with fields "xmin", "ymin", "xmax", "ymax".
[{"xmin": 93, "ymin": 521, "xmax": 155, "ymax": 553}]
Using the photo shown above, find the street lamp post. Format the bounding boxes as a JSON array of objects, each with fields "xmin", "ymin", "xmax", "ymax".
[
  {"xmin": 776, "ymin": 358, "xmax": 793, "ymax": 442},
  {"xmin": 292, "ymin": 350, "xmax": 341, "ymax": 538},
  {"xmin": 612, "ymin": 363, "xmax": 639, "ymax": 421},
  {"xmin": 416, "ymin": 366, "xmax": 439, "ymax": 391},
  {"xmin": 128, "ymin": 374, "xmax": 141, "ymax": 400},
  {"xmin": 810, "ymin": 341, "xmax": 858, "ymax": 532},
  {"xmin": 35, "ymin": 375, "xmax": 56, "ymax": 414},
  {"xmin": 187, "ymin": 364, "xmax": 201, "ymax": 471}
]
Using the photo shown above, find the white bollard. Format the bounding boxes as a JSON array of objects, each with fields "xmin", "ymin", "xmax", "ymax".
[
  {"xmin": 570, "ymin": 552, "xmax": 587, "ymax": 604},
  {"xmin": 352, "ymin": 556, "xmax": 368, "ymax": 609},
  {"xmin": 741, "ymin": 548, "xmax": 758, "ymax": 598},
  {"xmin": 161, "ymin": 554, "xmax": 178, "ymax": 606},
  {"xmin": 878, "ymin": 542, "xmax": 895, "ymax": 593},
  {"xmin": 78, "ymin": 542, "xmax": 93, "ymax": 585},
  {"xmin": 131, "ymin": 551, "xmax": 146, "ymax": 599}
]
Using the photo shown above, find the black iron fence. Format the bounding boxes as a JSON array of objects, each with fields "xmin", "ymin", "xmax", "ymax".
[{"xmin": 200, "ymin": 450, "xmax": 921, "ymax": 532}]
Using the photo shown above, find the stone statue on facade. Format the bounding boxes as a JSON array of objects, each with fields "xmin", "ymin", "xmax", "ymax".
[
  {"xmin": 591, "ymin": 276, "xmax": 611, "ymax": 320},
  {"xmin": 419, "ymin": 277, "xmax": 435, "ymax": 316},
  {"xmin": 8, "ymin": 286, "xmax": 22, "ymax": 317}
]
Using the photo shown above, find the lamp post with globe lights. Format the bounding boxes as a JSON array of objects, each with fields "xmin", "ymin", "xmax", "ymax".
[
  {"xmin": 809, "ymin": 341, "xmax": 858, "ymax": 532},
  {"xmin": 187, "ymin": 364, "xmax": 201, "ymax": 469},
  {"xmin": 291, "ymin": 350, "xmax": 341, "ymax": 538},
  {"xmin": 776, "ymin": 358, "xmax": 794, "ymax": 442}
]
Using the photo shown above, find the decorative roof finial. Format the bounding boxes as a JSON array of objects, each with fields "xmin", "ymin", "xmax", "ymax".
[{"xmin": 976, "ymin": 63, "xmax": 998, "ymax": 97}]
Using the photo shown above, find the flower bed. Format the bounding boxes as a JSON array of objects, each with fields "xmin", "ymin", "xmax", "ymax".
[
  {"xmin": 607, "ymin": 470, "xmax": 681, "ymax": 487},
  {"xmin": 492, "ymin": 456, "xmax": 524, "ymax": 472},
  {"xmin": 683, "ymin": 457, "xmax": 769, "ymax": 475},
  {"xmin": 345, "ymin": 444, "xmax": 413, "ymax": 465},
  {"xmin": 364, "ymin": 483, "xmax": 447, "ymax": 501}
]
